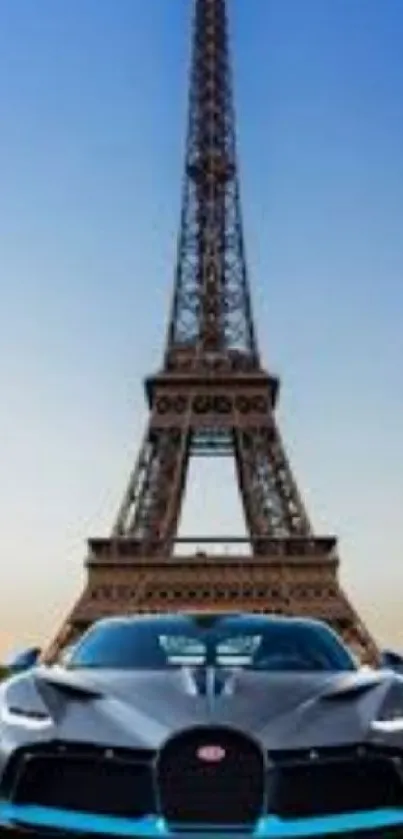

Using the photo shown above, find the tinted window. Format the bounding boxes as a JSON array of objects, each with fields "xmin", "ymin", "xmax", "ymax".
[{"xmin": 68, "ymin": 615, "xmax": 356, "ymax": 672}]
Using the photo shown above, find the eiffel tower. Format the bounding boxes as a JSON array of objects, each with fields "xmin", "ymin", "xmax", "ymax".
[{"xmin": 45, "ymin": 0, "xmax": 379, "ymax": 664}]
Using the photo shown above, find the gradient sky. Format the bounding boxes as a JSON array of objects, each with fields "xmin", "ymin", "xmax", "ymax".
[{"xmin": 0, "ymin": 0, "xmax": 402, "ymax": 656}]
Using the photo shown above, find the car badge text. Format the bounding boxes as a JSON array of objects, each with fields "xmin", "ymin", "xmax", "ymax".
[{"xmin": 197, "ymin": 745, "xmax": 226, "ymax": 762}]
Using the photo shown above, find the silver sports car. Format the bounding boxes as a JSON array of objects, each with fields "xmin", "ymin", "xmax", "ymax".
[{"xmin": 1, "ymin": 612, "xmax": 403, "ymax": 838}]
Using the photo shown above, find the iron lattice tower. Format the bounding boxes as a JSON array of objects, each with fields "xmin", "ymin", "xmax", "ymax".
[{"xmin": 45, "ymin": 0, "xmax": 378, "ymax": 664}]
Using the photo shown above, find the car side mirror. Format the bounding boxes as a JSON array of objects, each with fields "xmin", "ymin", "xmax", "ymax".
[
  {"xmin": 379, "ymin": 649, "xmax": 403, "ymax": 673},
  {"xmin": 5, "ymin": 646, "xmax": 41, "ymax": 675}
]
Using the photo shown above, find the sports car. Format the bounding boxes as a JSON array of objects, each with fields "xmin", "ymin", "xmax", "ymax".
[{"xmin": 1, "ymin": 612, "xmax": 403, "ymax": 839}]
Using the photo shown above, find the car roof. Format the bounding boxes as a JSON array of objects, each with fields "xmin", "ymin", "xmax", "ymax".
[{"xmin": 90, "ymin": 612, "xmax": 331, "ymax": 634}]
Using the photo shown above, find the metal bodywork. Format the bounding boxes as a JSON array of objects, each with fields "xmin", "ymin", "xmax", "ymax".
[{"xmin": 0, "ymin": 614, "xmax": 403, "ymax": 837}]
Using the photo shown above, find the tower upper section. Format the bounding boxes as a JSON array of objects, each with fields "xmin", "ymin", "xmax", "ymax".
[{"xmin": 164, "ymin": 0, "xmax": 259, "ymax": 373}]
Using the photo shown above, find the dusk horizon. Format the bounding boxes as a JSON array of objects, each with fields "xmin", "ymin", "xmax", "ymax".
[{"xmin": 0, "ymin": 0, "xmax": 403, "ymax": 659}]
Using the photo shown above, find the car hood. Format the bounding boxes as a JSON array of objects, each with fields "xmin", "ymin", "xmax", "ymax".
[{"xmin": 4, "ymin": 664, "xmax": 394, "ymax": 753}]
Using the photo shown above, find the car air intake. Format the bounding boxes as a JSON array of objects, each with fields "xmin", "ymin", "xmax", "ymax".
[
  {"xmin": 268, "ymin": 754, "xmax": 403, "ymax": 818},
  {"xmin": 157, "ymin": 726, "xmax": 265, "ymax": 826},
  {"xmin": 11, "ymin": 752, "xmax": 155, "ymax": 818}
]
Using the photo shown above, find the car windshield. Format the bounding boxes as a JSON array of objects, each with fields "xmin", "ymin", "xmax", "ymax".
[{"xmin": 67, "ymin": 614, "xmax": 356, "ymax": 672}]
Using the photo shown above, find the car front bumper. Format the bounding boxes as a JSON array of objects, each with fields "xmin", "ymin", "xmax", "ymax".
[{"xmin": 1, "ymin": 805, "xmax": 403, "ymax": 839}]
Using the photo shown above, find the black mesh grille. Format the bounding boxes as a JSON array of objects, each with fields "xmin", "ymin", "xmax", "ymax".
[
  {"xmin": 268, "ymin": 755, "xmax": 403, "ymax": 818},
  {"xmin": 157, "ymin": 726, "xmax": 265, "ymax": 826},
  {"xmin": 12, "ymin": 753, "xmax": 155, "ymax": 818}
]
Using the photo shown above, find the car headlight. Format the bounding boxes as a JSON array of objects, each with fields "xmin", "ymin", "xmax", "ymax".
[
  {"xmin": 0, "ymin": 702, "xmax": 53, "ymax": 729},
  {"xmin": 371, "ymin": 710, "xmax": 403, "ymax": 734}
]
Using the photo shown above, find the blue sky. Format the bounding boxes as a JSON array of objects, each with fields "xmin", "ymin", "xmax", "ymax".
[{"xmin": 0, "ymin": 0, "xmax": 402, "ymax": 654}]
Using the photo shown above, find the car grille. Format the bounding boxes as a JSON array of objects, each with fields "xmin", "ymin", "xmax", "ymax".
[
  {"xmin": 10, "ymin": 745, "xmax": 156, "ymax": 819},
  {"xmin": 157, "ymin": 726, "xmax": 265, "ymax": 827},
  {"xmin": 267, "ymin": 751, "xmax": 403, "ymax": 818},
  {"xmin": 6, "ymin": 739, "xmax": 403, "ymax": 830}
]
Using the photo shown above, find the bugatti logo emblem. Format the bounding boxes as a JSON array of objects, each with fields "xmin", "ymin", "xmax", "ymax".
[{"xmin": 197, "ymin": 745, "xmax": 226, "ymax": 762}]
